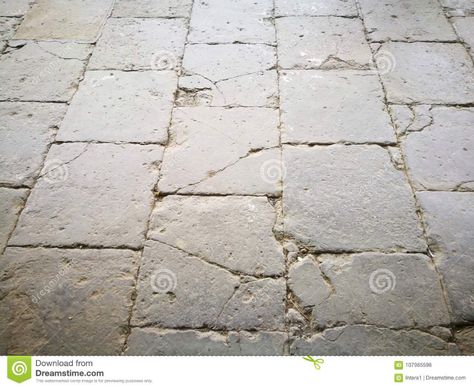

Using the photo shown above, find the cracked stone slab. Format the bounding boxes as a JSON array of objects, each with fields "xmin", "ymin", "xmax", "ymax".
[
  {"xmin": 0, "ymin": 102, "xmax": 67, "ymax": 186},
  {"xmin": 378, "ymin": 42, "xmax": 474, "ymax": 104},
  {"xmin": 14, "ymin": 0, "xmax": 113, "ymax": 42},
  {"xmin": 0, "ymin": 247, "xmax": 139, "ymax": 355},
  {"xmin": 113, "ymin": 0, "xmax": 192, "ymax": 17},
  {"xmin": 282, "ymin": 145, "xmax": 426, "ymax": 251},
  {"xmin": 455, "ymin": 327, "xmax": 474, "ymax": 354},
  {"xmin": 275, "ymin": 0, "xmax": 357, "ymax": 16},
  {"xmin": 0, "ymin": 16, "xmax": 19, "ymax": 40},
  {"xmin": 417, "ymin": 192, "xmax": 474, "ymax": 324},
  {"xmin": 56, "ymin": 71, "xmax": 176, "ymax": 143},
  {"xmin": 358, "ymin": 0, "xmax": 456, "ymax": 42},
  {"xmin": 0, "ymin": 0, "xmax": 32, "ymax": 16},
  {"xmin": 158, "ymin": 107, "xmax": 281, "ymax": 195},
  {"xmin": 401, "ymin": 107, "xmax": 474, "ymax": 191},
  {"xmin": 133, "ymin": 240, "xmax": 285, "ymax": 330},
  {"xmin": 88, "ymin": 18, "xmax": 187, "ymax": 70},
  {"xmin": 453, "ymin": 17, "xmax": 474, "ymax": 56},
  {"xmin": 0, "ymin": 41, "xmax": 91, "ymax": 101},
  {"xmin": 148, "ymin": 196, "xmax": 284, "ymax": 276},
  {"xmin": 441, "ymin": 0, "xmax": 474, "ymax": 16},
  {"xmin": 280, "ymin": 70, "xmax": 395, "ymax": 144},
  {"xmin": 276, "ymin": 17, "xmax": 373, "ymax": 69},
  {"xmin": 10, "ymin": 143, "xmax": 163, "ymax": 249},
  {"xmin": 189, "ymin": 0, "xmax": 274, "ymax": 44},
  {"xmin": 0, "ymin": 188, "xmax": 27, "ymax": 252},
  {"xmin": 179, "ymin": 43, "xmax": 277, "ymax": 107},
  {"xmin": 126, "ymin": 329, "xmax": 287, "ymax": 355},
  {"xmin": 291, "ymin": 325, "xmax": 460, "ymax": 355},
  {"xmin": 390, "ymin": 104, "xmax": 433, "ymax": 136},
  {"xmin": 289, "ymin": 253, "xmax": 450, "ymax": 329}
]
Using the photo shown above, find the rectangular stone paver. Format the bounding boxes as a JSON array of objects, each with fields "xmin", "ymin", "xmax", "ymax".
[
  {"xmin": 0, "ymin": 0, "xmax": 31, "ymax": 16},
  {"xmin": 0, "ymin": 102, "xmax": 67, "ymax": 186},
  {"xmin": 0, "ymin": 188, "xmax": 27, "ymax": 252},
  {"xmin": 280, "ymin": 70, "xmax": 396, "ymax": 144},
  {"xmin": 453, "ymin": 17, "xmax": 474, "ymax": 56},
  {"xmin": 14, "ymin": 0, "xmax": 113, "ymax": 42},
  {"xmin": 275, "ymin": 0, "xmax": 357, "ymax": 16},
  {"xmin": 0, "ymin": 247, "xmax": 139, "ymax": 355},
  {"xmin": 56, "ymin": 70, "xmax": 177, "ymax": 143},
  {"xmin": 10, "ymin": 143, "xmax": 163, "ymax": 249},
  {"xmin": 113, "ymin": 0, "xmax": 192, "ymax": 17}
]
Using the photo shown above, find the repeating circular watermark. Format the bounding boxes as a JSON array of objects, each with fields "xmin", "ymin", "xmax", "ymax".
[
  {"xmin": 373, "ymin": 50, "xmax": 396, "ymax": 75},
  {"xmin": 42, "ymin": 159, "xmax": 69, "ymax": 184},
  {"xmin": 150, "ymin": 269, "xmax": 177, "ymax": 294},
  {"xmin": 369, "ymin": 268, "xmax": 396, "ymax": 294},
  {"xmin": 260, "ymin": 159, "xmax": 286, "ymax": 184},
  {"xmin": 150, "ymin": 51, "xmax": 177, "ymax": 70}
]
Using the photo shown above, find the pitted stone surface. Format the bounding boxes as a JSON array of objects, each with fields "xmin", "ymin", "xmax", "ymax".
[
  {"xmin": 455, "ymin": 327, "xmax": 474, "ymax": 355},
  {"xmin": 56, "ymin": 70, "xmax": 177, "ymax": 143},
  {"xmin": 453, "ymin": 17, "xmax": 474, "ymax": 56},
  {"xmin": 441, "ymin": 0, "xmax": 474, "ymax": 16},
  {"xmin": 0, "ymin": 247, "xmax": 139, "ymax": 355},
  {"xmin": 10, "ymin": 144, "xmax": 163, "ymax": 249},
  {"xmin": 390, "ymin": 104, "xmax": 433, "ymax": 136},
  {"xmin": 0, "ymin": 0, "xmax": 31, "ymax": 16},
  {"xmin": 113, "ymin": 0, "xmax": 192, "ymax": 17},
  {"xmin": 282, "ymin": 145, "xmax": 425, "ymax": 251},
  {"xmin": 275, "ymin": 0, "xmax": 357, "ymax": 16},
  {"xmin": 280, "ymin": 70, "xmax": 395, "ymax": 144},
  {"xmin": 0, "ymin": 16, "xmax": 19, "ymax": 40},
  {"xmin": 0, "ymin": 188, "xmax": 27, "ymax": 252}
]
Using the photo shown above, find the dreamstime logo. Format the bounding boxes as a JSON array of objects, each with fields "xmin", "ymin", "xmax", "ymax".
[
  {"xmin": 150, "ymin": 51, "xmax": 177, "ymax": 70},
  {"xmin": 7, "ymin": 356, "xmax": 31, "ymax": 383},
  {"xmin": 373, "ymin": 50, "xmax": 396, "ymax": 75},
  {"xmin": 369, "ymin": 268, "xmax": 396, "ymax": 294},
  {"xmin": 260, "ymin": 159, "xmax": 286, "ymax": 184},
  {"xmin": 150, "ymin": 269, "xmax": 177, "ymax": 294},
  {"xmin": 42, "ymin": 159, "xmax": 69, "ymax": 183},
  {"xmin": 12, "ymin": 361, "xmax": 27, "ymax": 376}
]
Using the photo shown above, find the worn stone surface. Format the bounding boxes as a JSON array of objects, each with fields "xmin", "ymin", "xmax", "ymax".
[
  {"xmin": 441, "ymin": 0, "xmax": 474, "ymax": 16},
  {"xmin": 89, "ymin": 18, "xmax": 187, "ymax": 70},
  {"xmin": 10, "ymin": 144, "xmax": 163, "ymax": 249},
  {"xmin": 14, "ymin": 0, "xmax": 113, "ymax": 42},
  {"xmin": 276, "ymin": 17, "xmax": 372, "ymax": 69},
  {"xmin": 454, "ymin": 17, "xmax": 474, "ymax": 56},
  {"xmin": 0, "ymin": 188, "xmax": 27, "ymax": 252},
  {"xmin": 283, "ymin": 145, "xmax": 425, "ymax": 251},
  {"xmin": 291, "ymin": 325, "xmax": 460, "ymax": 355},
  {"xmin": 0, "ymin": 41, "xmax": 91, "ymax": 101},
  {"xmin": 113, "ymin": 0, "xmax": 192, "ymax": 17},
  {"xmin": 455, "ymin": 327, "xmax": 474, "ymax": 355},
  {"xmin": 401, "ymin": 107, "xmax": 474, "ymax": 190},
  {"xmin": 0, "ymin": 16, "xmax": 19, "ymax": 40},
  {"xmin": 56, "ymin": 71, "xmax": 176, "ymax": 143},
  {"xmin": 0, "ymin": 0, "xmax": 31, "ymax": 16},
  {"xmin": 276, "ymin": 0, "xmax": 357, "ymax": 16},
  {"xmin": 418, "ymin": 192, "xmax": 474, "ymax": 324},
  {"xmin": 280, "ymin": 70, "xmax": 395, "ymax": 144},
  {"xmin": 0, "ymin": 102, "xmax": 67, "ymax": 186},
  {"xmin": 148, "ymin": 196, "xmax": 284, "ymax": 276},
  {"xmin": 379, "ymin": 42, "xmax": 474, "ymax": 104},
  {"xmin": 158, "ymin": 107, "xmax": 280, "ymax": 195},
  {"xmin": 0, "ymin": 247, "xmax": 139, "ymax": 355},
  {"xmin": 189, "ymin": 0, "xmax": 274, "ymax": 44},
  {"xmin": 390, "ymin": 104, "xmax": 433, "ymax": 136},
  {"xmin": 358, "ymin": 0, "xmax": 456, "ymax": 42}
]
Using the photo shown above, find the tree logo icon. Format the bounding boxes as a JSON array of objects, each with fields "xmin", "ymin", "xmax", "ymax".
[{"xmin": 7, "ymin": 356, "xmax": 32, "ymax": 383}]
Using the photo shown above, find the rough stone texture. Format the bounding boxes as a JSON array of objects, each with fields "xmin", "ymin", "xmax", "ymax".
[
  {"xmin": 453, "ymin": 17, "xmax": 474, "ymax": 56},
  {"xmin": 358, "ymin": 0, "xmax": 456, "ymax": 42},
  {"xmin": 113, "ymin": 0, "xmax": 192, "ymax": 17},
  {"xmin": 0, "ymin": 102, "xmax": 67, "ymax": 186},
  {"xmin": 276, "ymin": 17, "xmax": 372, "ymax": 69},
  {"xmin": 288, "ymin": 253, "xmax": 450, "ymax": 328},
  {"xmin": 283, "ymin": 145, "xmax": 426, "ymax": 251},
  {"xmin": 10, "ymin": 143, "xmax": 163, "ymax": 249},
  {"xmin": 0, "ymin": 41, "xmax": 91, "ymax": 101},
  {"xmin": 148, "ymin": 196, "xmax": 284, "ymax": 276},
  {"xmin": 178, "ymin": 43, "xmax": 277, "ymax": 107},
  {"xmin": 0, "ymin": 188, "xmax": 27, "ymax": 252},
  {"xmin": 441, "ymin": 0, "xmax": 474, "ymax": 16},
  {"xmin": 132, "ymin": 240, "xmax": 285, "ymax": 330},
  {"xmin": 0, "ymin": 0, "xmax": 31, "ymax": 16},
  {"xmin": 455, "ymin": 327, "xmax": 474, "ymax": 355},
  {"xmin": 280, "ymin": 70, "xmax": 395, "ymax": 144},
  {"xmin": 291, "ymin": 325, "xmax": 460, "ymax": 355},
  {"xmin": 126, "ymin": 329, "xmax": 287, "ymax": 355},
  {"xmin": 0, "ymin": 16, "xmax": 19, "ymax": 40},
  {"xmin": 158, "ymin": 107, "xmax": 281, "ymax": 195},
  {"xmin": 401, "ymin": 107, "xmax": 474, "ymax": 190},
  {"xmin": 378, "ymin": 42, "xmax": 474, "ymax": 104},
  {"xmin": 390, "ymin": 104, "xmax": 433, "ymax": 136},
  {"xmin": 0, "ymin": 247, "xmax": 139, "ymax": 355},
  {"xmin": 417, "ymin": 192, "xmax": 474, "ymax": 324},
  {"xmin": 56, "ymin": 71, "xmax": 176, "ymax": 143},
  {"xmin": 88, "ymin": 18, "xmax": 187, "ymax": 70},
  {"xmin": 189, "ymin": 0, "xmax": 274, "ymax": 44},
  {"xmin": 14, "ymin": 0, "xmax": 113, "ymax": 42},
  {"xmin": 276, "ymin": 0, "xmax": 357, "ymax": 16}
]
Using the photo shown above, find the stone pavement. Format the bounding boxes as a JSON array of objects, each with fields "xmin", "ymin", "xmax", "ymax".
[{"xmin": 0, "ymin": 0, "xmax": 473, "ymax": 356}]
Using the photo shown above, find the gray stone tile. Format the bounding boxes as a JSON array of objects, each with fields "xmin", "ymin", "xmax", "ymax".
[
  {"xmin": 0, "ymin": 0, "xmax": 31, "ymax": 16},
  {"xmin": 0, "ymin": 16, "xmax": 19, "ymax": 40},
  {"xmin": 0, "ymin": 188, "xmax": 27, "ymax": 252},
  {"xmin": 441, "ymin": 0, "xmax": 474, "ymax": 16},
  {"xmin": 276, "ymin": 0, "xmax": 357, "ymax": 16},
  {"xmin": 113, "ymin": 0, "xmax": 192, "ymax": 17},
  {"xmin": 453, "ymin": 17, "xmax": 474, "ymax": 56},
  {"xmin": 455, "ymin": 327, "xmax": 474, "ymax": 354}
]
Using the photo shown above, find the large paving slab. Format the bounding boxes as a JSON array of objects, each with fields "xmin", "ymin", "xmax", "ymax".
[
  {"xmin": 378, "ymin": 42, "xmax": 474, "ymax": 104},
  {"xmin": 178, "ymin": 43, "xmax": 277, "ymax": 107},
  {"xmin": 0, "ymin": 102, "xmax": 67, "ymax": 186},
  {"xmin": 0, "ymin": 247, "xmax": 139, "ymax": 355},
  {"xmin": 132, "ymin": 240, "xmax": 286, "ymax": 330},
  {"xmin": 358, "ymin": 0, "xmax": 456, "ymax": 42},
  {"xmin": 280, "ymin": 70, "xmax": 395, "ymax": 144},
  {"xmin": 0, "ymin": 41, "xmax": 91, "ymax": 101},
  {"xmin": 441, "ymin": 0, "xmax": 474, "ymax": 16},
  {"xmin": 10, "ymin": 143, "xmax": 163, "ymax": 249},
  {"xmin": 288, "ymin": 253, "xmax": 450, "ymax": 328},
  {"xmin": 88, "ymin": 18, "xmax": 187, "ymax": 70},
  {"xmin": 275, "ymin": 0, "xmax": 357, "ymax": 16},
  {"xmin": 0, "ymin": 188, "xmax": 27, "ymax": 252},
  {"xmin": 276, "ymin": 17, "xmax": 372, "ymax": 69},
  {"xmin": 453, "ymin": 17, "xmax": 474, "ymax": 56},
  {"xmin": 14, "ymin": 0, "xmax": 113, "ymax": 42},
  {"xmin": 148, "ymin": 196, "xmax": 284, "ymax": 276},
  {"xmin": 0, "ymin": 0, "xmax": 31, "ymax": 16},
  {"xmin": 158, "ymin": 107, "xmax": 281, "ymax": 195},
  {"xmin": 189, "ymin": 0, "xmax": 274, "ymax": 44},
  {"xmin": 417, "ymin": 192, "xmax": 474, "ymax": 324},
  {"xmin": 56, "ymin": 70, "xmax": 177, "ymax": 143},
  {"xmin": 113, "ymin": 0, "xmax": 192, "ymax": 17}
]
